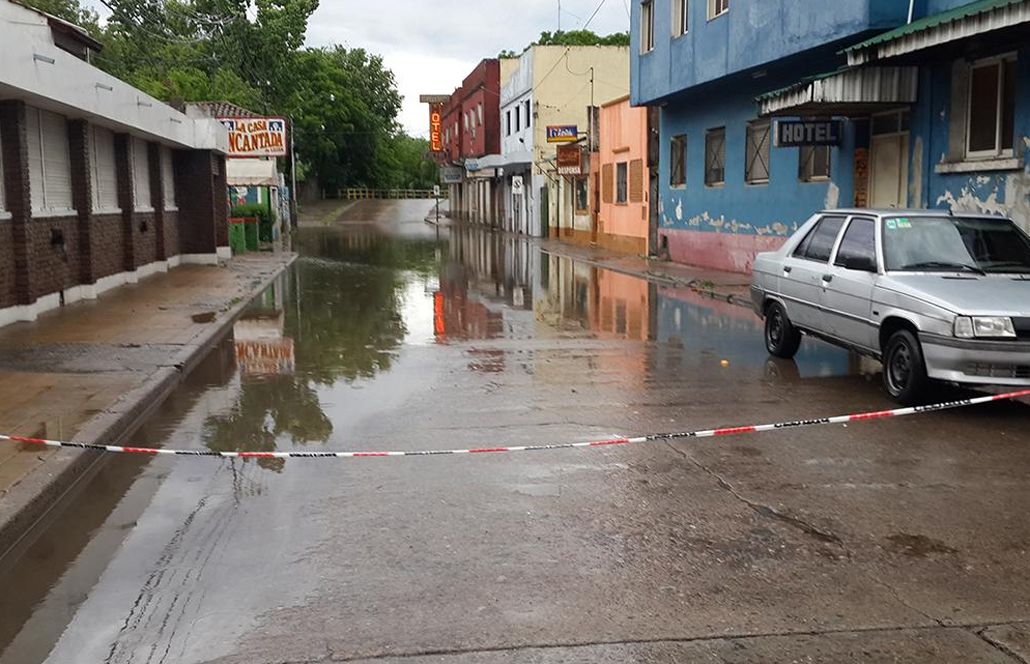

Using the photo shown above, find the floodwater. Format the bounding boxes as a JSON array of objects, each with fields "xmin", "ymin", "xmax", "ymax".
[{"xmin": 2, "ymin": 202, "xmax": 1027, "ymax": 663}]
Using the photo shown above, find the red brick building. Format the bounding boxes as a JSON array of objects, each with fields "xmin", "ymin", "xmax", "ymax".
[{"xmin": 0, "ymin": 1, "xmax": 230, "ymax": 327}]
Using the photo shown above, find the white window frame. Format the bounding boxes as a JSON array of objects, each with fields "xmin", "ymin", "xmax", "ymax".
[
  {"xmin": 161, "ymin": 146, "xmax": 176, "ymax": 211},
  {"xmin": 708, "ymin": 0, "xmax": 728, "ymax": 20},
  {"xmin": 673, "ymin": 0, "xmax": 689, "ymax": 37},
  {"xmin": 132, "ymin": 137, "xmax": 153, "ymax": 212},
  {"xmin": 27, "ymin": 108, "xmax": 75, "ymax": 216},
  {"xmin": 89, "ymin": 126, "xmax": 120, "ymax": 213},
  {"xmin": 965, "ymin": 53, "xmax": 1017, "ymax": 160},
  {"xmin": 640, "ymin": 0, "xmax": 655, "ymax": 54}
]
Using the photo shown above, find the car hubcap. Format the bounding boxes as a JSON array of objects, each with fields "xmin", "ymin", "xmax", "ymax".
[
  {"xmin": 889, "ymin": 344, "xmax": 912, "ymax": 393},
  {"xmin": 768, "ymin": 311, "xmax": 783, "ymax": 346}
]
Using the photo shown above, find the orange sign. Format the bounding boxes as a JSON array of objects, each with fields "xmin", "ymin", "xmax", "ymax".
[
  {"xmin": 218, "ymin": 117, "xmax": 288, "ymax": 157},
  {"xmin": 429, "ymin": 104, "xmax": 444, "ymax": 152}
]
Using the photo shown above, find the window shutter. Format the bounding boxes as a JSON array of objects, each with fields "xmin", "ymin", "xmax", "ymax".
[
  {"xmin": 602, "ymin": 163, "xmax": 614, "ymax": 204},
  {"xmin": 26, "ymin": 109, "xmax": 45, "ymax": 211},
  {"xmin": 162, "ymin": 147, "xmax": 176, "ymax": 209},
  {"xmin": 41, "ymin": 110, "xmax": 73, "ymax": 211},
  {"xmin": 133, "ymin": 137, "xmax": 151, "ymax": 210},
  {"xmin": 629, "ymin": 159, "xmax": 644, "ymax": 203},
  {"xmin": 93, "ymin": 127, "xmax": 119, "ymax": 211}
]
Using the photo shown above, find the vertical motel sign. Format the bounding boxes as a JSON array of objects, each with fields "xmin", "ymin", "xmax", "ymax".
[{"xmin": 421, "ymin": 94, "xmax": 450, "ymax": 154}]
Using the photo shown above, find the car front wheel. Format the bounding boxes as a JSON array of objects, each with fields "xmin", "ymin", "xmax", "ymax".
[
  {"xmin": 765, "ymin": 301, "xmax": 802, "ymax": 359},
  {"xmin": 883, "ymin": 329, "xmax": 930, "ymax": 405}
]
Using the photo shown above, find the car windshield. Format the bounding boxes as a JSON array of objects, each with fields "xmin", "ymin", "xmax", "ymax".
[{"xmin": 883, "ymin": 215, "xmax": 1030, "ymax": 274}]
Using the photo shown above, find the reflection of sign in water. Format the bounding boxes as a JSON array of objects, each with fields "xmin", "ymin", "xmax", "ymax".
[
  {"xmin": 511, "ymin": 176, "xmax": 524, "ymax": 195},
  {"xmin": 218, "ymin": 117, "xmax": 288, "ymax": 157},
  {"xmin": 235, "ymin": 339, "xmax": 296, "ymax": 376},
  {"xmin": 234, "ymin": 311, "xmax": 294, "ymax": 376}
]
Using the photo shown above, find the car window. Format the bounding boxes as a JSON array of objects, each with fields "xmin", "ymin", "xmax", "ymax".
[
  {"xmin": 834, "ymin": 217, "xmax": 877, "ymax": 269},
  {"xmin": 794, "ymin": 216, "xmax": 846, "ymax": 263}
]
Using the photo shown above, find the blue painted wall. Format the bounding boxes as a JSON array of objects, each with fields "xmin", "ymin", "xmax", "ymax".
[
  {"xmin": 657, "ymin": 81, "xmax": 856, "ymax": 241},
  {"xmin": 632, "ymin": 0, "xmax": 908, "ymax": 105},
  {"xmin": 907, "ymin": 45, "xmax": 1030, "ymax": 227}
]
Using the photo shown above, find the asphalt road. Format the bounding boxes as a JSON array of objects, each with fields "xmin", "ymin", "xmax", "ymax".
[{"xmin": 2, "ymin": 200, "xmax": 1029, "ymax": 663}]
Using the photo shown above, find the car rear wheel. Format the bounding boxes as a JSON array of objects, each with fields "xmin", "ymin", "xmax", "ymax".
[
  {"xmin": 883, "ymin": 330, "xmax": 930, "ymax": 405},
  {"xmin": 765, "ymin": 302, "xmax": 802, "ymax": 359}
]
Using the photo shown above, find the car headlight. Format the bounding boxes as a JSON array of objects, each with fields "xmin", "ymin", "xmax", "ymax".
[{"xmin": 954, "ymin": 316, "xmax": 1016, "ymax": 339}]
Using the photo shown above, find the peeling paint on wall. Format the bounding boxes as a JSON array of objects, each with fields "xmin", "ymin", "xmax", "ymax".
[
  {"xmin": 935, "ymin": 172, "xmax": 1030, "ymax": 230},
  {"xmin": 909, "ymin": 137, "xmax": 923, "ymax": 207},
  {"xmin": 675, "ymin": 199, "xmax": 683, "ymax": 221},
  {"xmin": 824, "ymin": 182, "xmax": 840, "ymax": 209}
]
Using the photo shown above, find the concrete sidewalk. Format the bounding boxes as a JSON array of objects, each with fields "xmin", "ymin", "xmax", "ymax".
[{"xmin": 0, "ymin": 252, "xmax": 296, "ymax": 556}]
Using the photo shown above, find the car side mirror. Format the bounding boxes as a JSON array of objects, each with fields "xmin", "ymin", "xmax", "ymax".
[{"xmin": 845, "ymin": 255, "xmax": 877, "ymax": 272}]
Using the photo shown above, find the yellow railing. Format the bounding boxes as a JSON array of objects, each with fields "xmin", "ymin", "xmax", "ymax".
[{"xmin": 329, "ymin": 188, "xmax": 447, "ymax": 200}]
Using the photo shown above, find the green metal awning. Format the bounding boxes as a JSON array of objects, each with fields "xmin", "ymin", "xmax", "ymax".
[
  {"xmin": 756, "ymin": 66, "xmax": 919, "ymax": 116},
  {"xmin": 846, "ymin": 0, "xmax": 1030, "ymax": 65}
]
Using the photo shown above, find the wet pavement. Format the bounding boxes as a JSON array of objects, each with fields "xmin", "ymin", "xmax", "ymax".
[{"xmin": 2, "ymin": 200, "xmax": 1030, "ymax": 663}]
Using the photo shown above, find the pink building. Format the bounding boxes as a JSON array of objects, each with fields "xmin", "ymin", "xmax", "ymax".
[{"xmin": 596, "ymin": 96, "xmax": 650, "ymax": 256}]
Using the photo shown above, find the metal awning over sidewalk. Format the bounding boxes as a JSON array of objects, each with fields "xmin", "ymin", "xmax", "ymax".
[
  {"xmin": 226, "ymin": 159, "xmax": 279, "ymax": 187},
  {"xmin": 846, "ymin": 0, "xmax": 1030, "ymax": 65},
  {"xmin": 757, "ymin": 66, "xmax": 918, "ymax": 117}
]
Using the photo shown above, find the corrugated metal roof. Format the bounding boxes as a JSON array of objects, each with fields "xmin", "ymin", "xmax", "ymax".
[
  {"xmin": 756, "ymin": 67, "xmax": 919, "ymax": 116},
  {"xmin": 846, "ymin": 0, "xmax": 1030, "ymax": 64}
]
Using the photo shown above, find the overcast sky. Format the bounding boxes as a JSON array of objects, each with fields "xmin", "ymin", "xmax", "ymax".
[{"xmin": 83, "ymin": 0, "xmax": 632, "ymax": 137}]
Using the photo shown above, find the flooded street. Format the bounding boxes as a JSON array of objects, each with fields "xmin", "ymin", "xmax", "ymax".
[{"xmin": 2, "ymin": 201, "xmax": 1030, "ymax": 663}]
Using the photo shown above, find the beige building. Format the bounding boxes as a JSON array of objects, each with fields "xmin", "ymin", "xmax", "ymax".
[{"xmin": 494, "ymin": 45, "xmax": 629, "ymax": 237}]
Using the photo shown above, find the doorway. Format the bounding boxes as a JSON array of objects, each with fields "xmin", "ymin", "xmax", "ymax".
[{"xmin": 869, "ymin": 110, "xmax": 910, "ymax": 209}]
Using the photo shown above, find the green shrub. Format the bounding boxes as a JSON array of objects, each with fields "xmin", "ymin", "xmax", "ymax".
[{"xmin": 231, "ymin": 203, "xmax": 274, "ymax": 242}]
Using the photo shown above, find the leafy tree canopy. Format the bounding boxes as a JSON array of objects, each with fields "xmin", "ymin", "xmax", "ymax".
[{"xmin": 500, "ymin": 29, "xmax": 630, "ymax": 57}]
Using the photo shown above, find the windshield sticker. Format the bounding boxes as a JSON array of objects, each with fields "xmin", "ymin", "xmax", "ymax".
[
  {"xmin": 897, "ymin": 219, "xmax": 912, "ymax": 229},
  {"xmin": 886, "ymin": 220, "xmax": 898, "ymax": 230}
]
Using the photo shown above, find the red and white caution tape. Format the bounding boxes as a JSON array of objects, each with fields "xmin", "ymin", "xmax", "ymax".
[{"xmin": 3, "ymin": 390, "xmax": 1029, "ymax": 460}]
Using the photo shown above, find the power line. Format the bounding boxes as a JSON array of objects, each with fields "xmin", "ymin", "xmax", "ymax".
[{"xmin": 531, "ymin": 0, "xmax": 610, "ymax": 95}]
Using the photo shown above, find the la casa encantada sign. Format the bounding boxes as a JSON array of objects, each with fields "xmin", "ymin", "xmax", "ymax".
[
  {"xmin": 219, "ymin": 117, "xmax": 288, "ymax": 157},
  {"xmin": 774, "ymin": 119, "xmax": 843, "ymax": 147}
]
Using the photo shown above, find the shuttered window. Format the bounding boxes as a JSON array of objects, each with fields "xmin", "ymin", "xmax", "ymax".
[
  {"xmin": 26, "ymin": 108, "xmax": 74, "ymax": 213},
  {"xmin": 90, "ymin": 126, "xmax": 119, "ymax": 212},
  {"xmin": 132, "ymin": 137, "xmax": 152, "ymax": 210},
  {"xmin": 629, "ymin": 159, "xmax": 644, "ymax": 203},
  {"xmin": 161, "ymin": 147, "xmax": 176, "ymax": 209},
  {"xmin": 602, "ymin": 163, "xmax": 614, "ymax": 204}
]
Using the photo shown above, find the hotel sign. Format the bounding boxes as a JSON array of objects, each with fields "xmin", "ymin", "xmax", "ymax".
[
  {"xmin": 775, "ymin": 119, "xmax": 843, "ymax": 147},
  {"xmin": 546, "ymin": 125, "xmax": 579, "ymax": 143},
  {"xmin": 429, "ymin": 104, "xmax": 444, "ymax": 152},
  {"xmin": 218, "ymin": 117, "xmax": 288, "ymax": 157}
]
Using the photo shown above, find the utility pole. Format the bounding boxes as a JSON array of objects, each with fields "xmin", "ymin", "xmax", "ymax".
[
  {"xmin": 558, "ymin": 0, "xmax": 561, "ymax": 31},
  {"xmin": 289, "ymin": 116, "xmax": 298, "ymax": 229}
]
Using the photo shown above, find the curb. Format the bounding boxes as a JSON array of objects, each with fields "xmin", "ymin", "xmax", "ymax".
[
  {"xmin": 0, "ymin": 253, "xmax": 298, "ymax": 561},
  {"xmin": 535, "ymin": 243, "xmax": 754, "ymax": 311}
]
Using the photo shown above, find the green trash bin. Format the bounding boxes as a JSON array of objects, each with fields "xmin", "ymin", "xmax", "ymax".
[
  {"xmin": 243, "ymin": 218, "xmax": 260, "ymax": 251},
  {"xmin": 228, "ymin": 220, "xmax": 247, "ymax": 255}
]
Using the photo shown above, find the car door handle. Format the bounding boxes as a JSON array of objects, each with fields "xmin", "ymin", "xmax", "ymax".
[
  {"xmin": 822, "ymin": 274, "xmax": 833, "ymax": 283},
  {"xmin": 783, "ymin": 266, "xmax": 792, "ymax": 274}
]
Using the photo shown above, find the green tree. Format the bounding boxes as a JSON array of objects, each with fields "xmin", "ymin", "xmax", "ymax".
[{"xmin": 502, "ymin": 29, "xmax": 630, "ymax": 56}]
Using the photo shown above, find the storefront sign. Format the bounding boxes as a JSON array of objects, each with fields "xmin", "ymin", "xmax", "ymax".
[
  {"xmin": 441, "ymin": 166, "xmax": 464, "ymax": 184},
  {"xmin": 546, "ymin": 125, "xmax": 579, "ymax": 143},
  {"xmin": 556, "ymin": 144, "xmax": 583, "ymax": 175},
  {"xmin": 774, "ymin": 120, "xmax": 843, "ymax": 147},
  {"xmin": 218, "ymin": 117, "xmax": 288, "ymax": 157},
  {"xmin": 465, "ymin": 159, "xmax": 481, "ymax": 172}
]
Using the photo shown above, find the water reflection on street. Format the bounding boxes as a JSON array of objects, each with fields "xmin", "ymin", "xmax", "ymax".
[{"xmin": 197, "ymin": 224, "xmax": 861, "ymax": 465}]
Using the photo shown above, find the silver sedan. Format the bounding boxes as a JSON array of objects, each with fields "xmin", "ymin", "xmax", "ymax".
[{"xmin": 750, "ymin": 210, "xmax": 1030, "ymax": 403}]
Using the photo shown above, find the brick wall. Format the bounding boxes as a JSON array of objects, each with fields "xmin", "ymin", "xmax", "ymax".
[
  {"xmin": 29, "ymin": 215, "xmax": 80, "ymax": 300},
  {"xmin": 0, "ymin": 100, "xmax": 34, "ymax": 305},
  {"xmin": 91, "ymin": 213, "xmax": 124, "ymax": 281},
  {"xmin": 175, "ymin": 151, "xmax": 217, "ymax": 254},
  {"xmin": 213, "ymin": 155, "xmax": 228, "ymax": 248},
  {"xmin": 0, "ymin": 223, "xmax": 16, "ymax": 309},
  {"xmin": 132, "ymin": 211, "xmax": 157, "ymax": 267},
  {"xmin": 164, "ymin": 210, "xmax": 179, "ymax": 257}
]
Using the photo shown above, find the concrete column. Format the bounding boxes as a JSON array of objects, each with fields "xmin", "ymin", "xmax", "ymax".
[
  {"xmin": 113, "ymin": 133, "xmax": 136, "ymax": 272},
  {"xmin": 67, "ymin": 119, "xmax": 96, "ymax": 285},
  {"xmin": 0, "ymin": 100, "xmax": 35, "ymax": 306},
  {"xmin": 174, "ymin": 150, "xmax": 225, "ymax": 257}
]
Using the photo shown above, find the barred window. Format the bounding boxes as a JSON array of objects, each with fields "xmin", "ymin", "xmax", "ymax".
[
  {"xmin": 745, "ymin": 121, "xmax": 770, "ymax": 184},
  {"xmin": 704, "ymin": 128, "xmax": 725, "ymax": 187},
  {"xmin": 616, "ymin": 162, "xmax": 628, "ymax": 204},
  {"xmin": 670, "ymin": 134, "xmax": 686, "ymax": 187}
]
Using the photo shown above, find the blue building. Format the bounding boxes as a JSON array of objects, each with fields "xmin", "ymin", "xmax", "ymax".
[{"xmin": 631, "ymin": 0, "xmax": 1030, "ymax": 274}]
